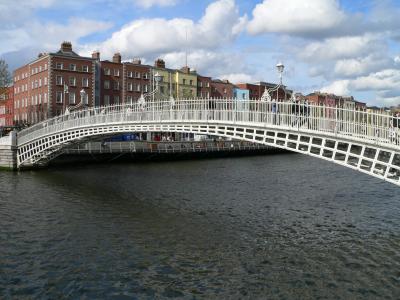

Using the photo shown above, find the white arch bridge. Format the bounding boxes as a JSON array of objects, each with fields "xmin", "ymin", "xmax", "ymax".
[{"xmin": 15, "ymin": 98, "xmax": 400, "ymax": 186}]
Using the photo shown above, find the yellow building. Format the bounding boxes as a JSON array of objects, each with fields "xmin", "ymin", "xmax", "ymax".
[
  {"xmin": 152, "ymin": 59, "xmax": 177, "ymax": 99},
  {"xmin": 175, "ymin": 67, "xmax": 197, "ymax": 99},
  {"xmin": 151, "ymin": 60, "xmax": 198, "ymax": 99}
]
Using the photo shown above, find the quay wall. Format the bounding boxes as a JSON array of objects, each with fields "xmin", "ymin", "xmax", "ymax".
[{"xmin": 0, "ymin": 133, "xmax": 17, "ymax": 170}]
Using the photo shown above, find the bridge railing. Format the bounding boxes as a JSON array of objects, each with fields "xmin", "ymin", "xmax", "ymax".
[{"xmin": 17, "ymin": 98, "xmax": 400, "ymax": 149}]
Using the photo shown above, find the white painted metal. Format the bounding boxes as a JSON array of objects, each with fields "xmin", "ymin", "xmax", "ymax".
[{"xmin": 16, "ymin": 98, "xmax": 400, "ymax": 186}]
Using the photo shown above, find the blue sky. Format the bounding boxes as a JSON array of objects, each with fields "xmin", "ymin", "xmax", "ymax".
[{"xmin": 1, "ymin": 0, "xmax": 400, "ymax": 106}]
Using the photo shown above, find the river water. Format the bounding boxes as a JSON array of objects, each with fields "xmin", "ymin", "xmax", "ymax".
[{"xmin": 1, "ymin": 154, "xmax": 400, "ymax": 299}]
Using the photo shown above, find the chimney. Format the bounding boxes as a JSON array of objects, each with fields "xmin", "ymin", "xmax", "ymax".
[
  {"xmin": 92, "ymin": 51, "xmax": 100, "ymax": 60},
  {"xmin": 61, "ymin": 41, "xmax": 72, "ymax": 53},
  {"xmin": 154, "ymin": 59, "xmax": 165, "ymax": 69},
  {"xmin": 132, "ymin": 58, "xmax": 141, "ymax": 65},
  {"xmin": 113, "ymin": 53, "xmax": 122, "ymax": 64},
  {"xmin": 181, "ymin": 66, "xmax": 190, "ymax": 74}
]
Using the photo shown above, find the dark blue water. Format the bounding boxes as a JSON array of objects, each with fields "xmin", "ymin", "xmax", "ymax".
[{"xmin": 1, "ymin": 154, "xmax": 400, "ymax": 299}]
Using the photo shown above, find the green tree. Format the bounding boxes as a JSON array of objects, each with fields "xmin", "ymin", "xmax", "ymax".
[{"xmin": 0, "ymin": 59, "xmax": 12, "ymax": 87}]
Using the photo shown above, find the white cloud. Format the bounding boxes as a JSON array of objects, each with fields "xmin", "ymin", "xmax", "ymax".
[
  {"xmin": 0, "ymin": 0, "xmax": 55, "ymax": 23},
  {"xmin": 0, "ymin": 18, "xmax": 112, "ymax": 55},
  {"xmin": 90, "ymin": 0, "xmax": 244, "ymax": 59},
  {"xmin": 351, "ymin": 69, "xmax": 400, "ymax": 91},
  {"xmin": 247, "ymin": 0, "xmax": 345, "ymax": 36},
  {"xmin": 333, "ymin": 54, "xmax": 392, "ymax": 77},
  {"xmin": 218, "ymin": 73, "xmax": 256, "ymax": 84},
  {"xmin": 299, "ymin": 34, "xmax": 381, "ymax": 62},
  {"xmin": 321, "ymin": 80, "xmax": 350, "ymax": 96},
  {"xmin": 161, "ymin": 50, "xmax": 252, "ymax": 80},
  {"xmin": 133, "ymin": 0, "xmax": 179, "ymax": 9},
  {"xmin": 321, "ymin": 69, "xmax": 400, "ymax": 105}
]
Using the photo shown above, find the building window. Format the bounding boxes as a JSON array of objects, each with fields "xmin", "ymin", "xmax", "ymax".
[
  {"xmin": 44, "ymin": 77, "xmax": 47, "ymax": 85},
  {"xmin": 81, "ymin": 92, "xmax": 88, "ymax": 105},
  {"xmin": 190, "ymin": 80, "xmax": 193, "ymax": 86},
  {"xmin": 56, "ymin": 63, "xmax": 63, "ymax": 69},
  {"xmin": 39, "ymin": 66, "xmax": 42, "ymax": 72},
  {"xmin": 136, "ymin": 84, "xmax": 141, "ymax": 92},
  {"xmin": 82, "ymin": 77, "xmax": 89, "ymax": 87},
  {"xmin": 128, "ymin": 82, "xmax": 133, "ymax": 91},
  {"xmin": 35, "ymin": 80, "xmax": 38, "ymax": 88},
  {"xmin": 44, "ymin": 93, "xmax": 47, "ymax": 103},
  {"xmin": 104, "ymin": 80, "xmax": 110, "ymax": 89},
  {"xmin": 44, "ymin": 64, "xmax": 47, "ymax": 70},
  {"xmin": 143, "ymin": 85, "xmax": 149, "ymax": 93},
  {"xmin": 113, "ymin": 81, "xmax": 120, "ymax": 90},
  {"xmin": 199, "ymin": 81, "xmax": 203, "ymax": 87},
  {"xmin": 39, "ymin": 94, "xmax": 42, "ymax": 104},
  {"xmin": 56, "ymin": 91, "xmax": 63, "ymax": 103},
  {"xmin": 223, "ymin": 88, "xmax": 227, "ymax": 94},
  {"xmin": 82, "ymin": 65, "xmax": 89, "ymax": 72},
  {"xmin": 114, "ymin": 69, "xmax": 120, "ymax": 77},
  {"xmin": 143, "ymin": 73, "xmax": 149, "ymax": 79},
  {"xmin": 104, "ymin": 95, "xmax": 110, "ymax": 105},
  {"xmin": 104, "ymin": 68, "xmax": 111, "ymax": 76},
  {"xmin": 70, "ymin": 64, "xmax": 76, "ymax": 71},
  {"xmin": 56, "ymin": 75, "xmax": 63, "ymax": 85},
  {"xmin": 69, "ymin": 77, "xmax": 76, "ymax": 86},
  {"xmin": 39, "ymin": 78, "xmax": 42, "ymax": 87},
  {"xmin": 128, "ymin": 71, "xmax": 133, "ymax": 78},
  {"xmin": 127, "ymin": 95, "xmax": 133, "ymax": 104},
  {"xmin": 135, "ymin": 71, "xmax": 140, "ymax": 78},
  {"xmin": 114, "ymin": 96, "xmax": 120, "ymax": 104},
  {"xmin": 183, "ymin": 79, "xmax": 186, "ymax": 85},
  {"xmin": 69, "ymin": 93, "xmax": 76, "ymax": 104}
]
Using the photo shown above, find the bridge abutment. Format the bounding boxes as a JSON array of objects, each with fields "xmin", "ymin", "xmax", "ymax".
[{"xmin": 0, "ymin": 132, "xmax": 18, "ymax": 171}]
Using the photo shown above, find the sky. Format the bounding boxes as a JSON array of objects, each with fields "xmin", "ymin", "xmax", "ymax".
[{"xmin": 1, "ymin": 0, "xmax": 400, "ymax": 106}]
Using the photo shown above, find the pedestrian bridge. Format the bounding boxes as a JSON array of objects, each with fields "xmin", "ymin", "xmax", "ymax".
[{"xmin": 14, "ymin": 99, "xmax": 400, "ymax": 186}]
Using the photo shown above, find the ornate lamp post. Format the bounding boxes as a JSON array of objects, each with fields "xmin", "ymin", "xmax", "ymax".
[
  {"xmin": 64, "ymin": 89, "xmax": 88, "ymax": 115},
  {"xmin": 261, "ymin": 62, "xmax": 286, "ymax": 102},
  {"xmin": 138, "ymin": 72, "xmax": 164, "ymax": 109}
]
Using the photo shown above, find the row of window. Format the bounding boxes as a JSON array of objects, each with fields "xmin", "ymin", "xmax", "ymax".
[
  {"xmin": 14, "ymin": 77, "xmax": 48, "ymax": 94},
  {"xmin": 103, "ymin": 69, "xmax": 151, "ymax": 79},
  {"xmin": 127, "ymin": 71, "xmax": 149, "ymax": 79},
  {"xmin": 198, "ymin": 81, "xmax": 210, "ymax": 88},
  {"xmin": 103, "ymin": 95, "xmax": 120, "ymax": 105},
  {"xmin": 56, "ymin": 91, "xmax": 88, "ymax": 105},
  {"xmin": 14, "ymin": 93, "xmax": 48, "ymax": 109},
  {"xmin": 56, "ymin": 76, "xmax": 89, "ymax": 87},
  {"xmin": 14, "ymin": 64, "xmax": 49, "ymax": 82},
  {"xmin": 56, "ymin": 63, "xmax": 89, "ymax": 72}
]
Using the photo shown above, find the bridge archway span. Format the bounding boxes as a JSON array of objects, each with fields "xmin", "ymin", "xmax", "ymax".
[{"xmin": 16, "ymin": 120, "xmax": 400, "ymax": 186}]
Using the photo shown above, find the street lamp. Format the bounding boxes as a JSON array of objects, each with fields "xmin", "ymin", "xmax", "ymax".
[
  {"xmin": 276, "ymin": 62, "xmax": 284, "ymax": 85},
  {"xmin": 139, "ymin": 72, "xmax": 163, "ymax": 105},
  {"xmin": 260, "ymin": 62, "xmax": 286, "ymax": 102},
  {"xmin": 64, "ymin": 89, "xmax": 87, "ymax": 115},
  {"xmin": 80, "ymin": 89, "xmax": 87, "ymax": 105}
]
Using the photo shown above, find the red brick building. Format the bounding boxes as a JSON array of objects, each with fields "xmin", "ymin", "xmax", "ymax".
[
  {"xmin": 197, "ymin": 75, "xmax": 212, "ymax": 98},
  {"xmin": 95, "ymin": 53, "xmax": 151, "ymax": 106},
  {"xmin": 236, "ymin": 82, "xmax": 291, "ymax": 100},
  {"xmin": 13, "ymin": 42, "xmax": 95, "ymax": 125},
  {"xmin": 306, "ymin": 92, "xmax": 366, "ymax": 109},
  {"xmin": 0, "ymin": 86, "xmax": 14, "ymax": 127},
  {"xmin": 123, "ymin": 59, "xmax": 151, "ymax": 104},
  {"xmin": 210, "ymin": 79, "xmax": 234, "ymax": 98}
]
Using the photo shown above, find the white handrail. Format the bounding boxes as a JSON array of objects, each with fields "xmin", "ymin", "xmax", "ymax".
[{"xmin": 16, "ymin": 98, "xmax": 400, "ymax": 149}]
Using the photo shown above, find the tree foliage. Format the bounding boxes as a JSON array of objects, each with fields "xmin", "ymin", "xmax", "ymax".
[{"xmin": 0, "ymin": 59, "xmax": 12, "ymax": 87}]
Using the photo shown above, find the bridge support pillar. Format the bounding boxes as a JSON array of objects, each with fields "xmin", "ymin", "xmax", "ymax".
[{"xmin": 0, "ymin": 131, "xmax": 17, "ymax": 171}]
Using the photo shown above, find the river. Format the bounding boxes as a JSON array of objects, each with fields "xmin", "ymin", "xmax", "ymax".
[{"xmin": 1, "ymin": 154, "xmax": 400, "ymax": 299}]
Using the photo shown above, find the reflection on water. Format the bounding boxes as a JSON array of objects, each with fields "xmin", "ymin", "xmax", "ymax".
[{"xmin": 1, "ymin": 154, "xmax": 400, "ymax": 299}]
